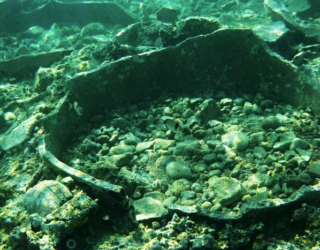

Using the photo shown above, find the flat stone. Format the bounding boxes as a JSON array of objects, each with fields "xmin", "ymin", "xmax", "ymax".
[
  {"xmin": 134, "ymin": 197, "xmax": 168, "ymax": 221},
  {"xmin": 110, "ymin": 144, "xmax": 135, "ymax": 155},
  {"xmin": 0, "ymin": 115, "xmax": 39, "ymax": 151},
  {"xmin": 136, "ymin": 141, "xmax": 155, "ymax": 152},
  {"xmin": 166, "ymin": 161, "xmax": 192, "ymax": 180},
  {"xmin": 222, "ymin": 131, "xmax": 249, "ymax": 151}
]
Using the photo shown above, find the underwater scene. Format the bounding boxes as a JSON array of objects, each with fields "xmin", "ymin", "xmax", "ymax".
[{"xmin": 1, "ymin": 0, "xmax": 320, "ymax": 249}]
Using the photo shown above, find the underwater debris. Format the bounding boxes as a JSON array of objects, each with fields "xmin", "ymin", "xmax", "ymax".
[{"xmin": 38, "ymin": 135, "xmax": 128, "ymax": 207}]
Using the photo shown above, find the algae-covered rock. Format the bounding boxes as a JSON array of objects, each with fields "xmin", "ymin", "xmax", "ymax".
[
  {"xmin": 261, "ymin": 116, "xmax": 283, "ymax": 130},
  {"xmin": 166, "ymin": 161, "xmax": 192, "ymax": 180},
  {"xmin": 222, "ymin": 131, "xmax": 249, "ymax": 152},
  {"xmin": 0, "ymin": 115, "xmax": 39, "ymax": 151},
  {"xmin": 110, "ymin": 144, "xmax": 135, "ymax": 155},
  {"xmin": 197, "ymin": 99, "xmax": 221, "ymax": 124},
  {"xmin": 133, "ymin": 197, "xmax": 168, "ymax": 221},
  {"xmin": 24, "ymin": 180, "xmax": 72, "ymax": 217},
  {"xmin": 213, "ymin": 177, "xmax": 245, "ymax": 206}
]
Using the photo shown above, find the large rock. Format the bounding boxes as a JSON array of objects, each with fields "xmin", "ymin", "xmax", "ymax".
[
  {"xmin": 213, "ymin": 177, "xmax": 245, "ymax": 206},
  {"xmin": 24, "ymin": 180, "xmax": 72, "ymax": 217}
]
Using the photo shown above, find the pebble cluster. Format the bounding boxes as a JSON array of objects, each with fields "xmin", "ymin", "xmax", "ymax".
[{"xmin": 62, "ymin": 92, "xmax": 319, "ymax": 225}]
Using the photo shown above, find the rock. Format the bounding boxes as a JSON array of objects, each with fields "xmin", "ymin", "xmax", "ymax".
[
  {"xmin": 34, "ymin": 67, "xmax": 53, "ymax": 92},
  {"xmin": 111, "ymin": 117, "xmax": 130, "ymax": 130},
  {"xmin": 24, "ymin": 180, "xmax": 72, "ymax": 217},
  {"xmin": 81, "ymin": 22, "xmax": 106, "ymax": 37},
  {"xmin": 248, "ymin": 172, "xmax": 269, "ymax": 186},
  {"xmin": 197, "ymin": 99, "xmax": 221, "ymax": 124},
  {"xmin": 3, "ymin": 111, "xmax": 16, "ymax": 125},
  {"xmin": 0, "ymin": 115, "xmax": 39, "ymax": 151},
  {"xmin": 110, "ymin": 144, "xmax": 135, "ymax": 155},
  {"xmin": 214, "ymin": 178, "xmax": 245, "ymax": 206},
  {"xmin": 163, "ymin": 196, "xmax": 177, "ymax": 208},
  {"xmin": 221, "ymin": 131, "xmax": 249, "ymax": 151},
  {"xmin": 290, "ymin": 138, "xmax": 310, "ymax": 150},
  {"xmin": 156, "ymin": 7, "xmax": 179, "ymax": 24},
  {"xmin": 101, "ymin": 153, "xmax": 133, "ymax": 168},
  {"xmin": 133, "ymin": 197, "xmax": 168, "ymax": 221},
  {"xmin": 136, "ymin": 141, "xmax": 155, "ymax": 152},
  {"xmin": 81, "ymin": 139, "xmax": 101, "ymax": 153},
  {"xmin": 308, "ymin": 160, "xmax": 320, "ymax": 178},
  {"xmin": 249, "ymin": 132, "xmax": 266, "ymax": 145},
  {"xmin": 166, "ymin": 161, "xmax": 192, "ymax": 180},
  {"xmin": 165, "ymin": 179, "xmax": 192, "ymax": 197},
  {"xmin": 273, "ymin": 140, "xmax": 292, "ymax": 151},
  {"xmin": 296, "ymin": 148, "xmax": 312, "ymax": 161},
  {"xmin": 192, "ymin": 163, "xmax": 207, "ymax": 172},
  {"xmin": 173, "ymin": 140, "xmax": 201, "ymax": 156},
  {"xmin": 154, "ymin": 139, "xmax": 176, "ymax": 150},
  {"xmin": 203, "ymin": 153, "xmax": 216, "ymax": 164},
  {"xmin": 265, "ymin": 154, "xmax": 277, "ymax": 164},
  {"xmin": 42, "ymin": 191, "xmax": 98, "ymax": 242},
  {"xmin": 220, "ymin": 98, "xmax": 233, "ymax": 106},
  {"xmin": 261, "ymin": 116, "xmax": 283, "ymax": 130},
  {"xmin": 191, "ymin": 234, "xmax": 218, "ymax": 250},
  {"xmin": 254, "ymin": 146, "xmax": 267, "ymax": 159}
]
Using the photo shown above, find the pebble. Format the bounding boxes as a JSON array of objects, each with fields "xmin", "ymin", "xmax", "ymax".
[
  {"xmin": 213, "ymin": 177, "xmax": 245, "ymax": 206},
  {"xmin": 261, "ymin": 116, "xmax": 283, "ymax": 130},
  {"xmin": 166, "ymin": 161, "xmax": 192, "ymax": 180},
  {"xmin": 221, "ymin": 131, "xmax": 249, "ymax": 151},
  {"xmin": 290, "ymin": 138, "xmax": 310, "ymax": 150},
  {"xmin": 133, "ymin": 197, "xmax": 168, "ymax": 221},
  {"xmin": 110, "ymin": 144, "xmax": 135, "ymax": 155}
]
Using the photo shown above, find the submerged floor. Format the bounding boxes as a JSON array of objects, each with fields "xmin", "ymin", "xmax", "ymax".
[{"xmin": 1, "ymin": 0, "xmax": 320, "ymax": 249}]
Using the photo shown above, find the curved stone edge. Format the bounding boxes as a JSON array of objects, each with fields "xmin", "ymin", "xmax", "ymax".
[
  {"xmin": 38, "ymin": 134, "xmax": 128, "ymax": 207},
  {"xmin": 168, "ymin": 183, "xmax": 320, "ymax": 221},
  {"xmin": 0, "ymin": 1, "xmax": 137, "ymax": 33},
  {"xmin": 66, "ymin": 28, "xmax": 307, "ymax": 117}
]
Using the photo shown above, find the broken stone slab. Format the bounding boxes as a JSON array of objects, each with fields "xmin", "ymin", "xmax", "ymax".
[
  {"xmin": 41, "ymin": 191, "xmax": 98, "ymax": 243},
  {"xmin": 168, "ymin": 183, "xmax": 320, "ymax": 221},
  {"xmin": 0, "ymin": 50, "xmax": 72, "ymax": 76},
  {"xmin": 38, "ymin": 135, "xmax": 128, "ymax": 207},
  {"xmin": 66, "ymin": 28, "xmax": 305, "ymax": 118},
  {"xmin": 0, "ymin": 114, "xmax": 40, "ymax": 151},
  {"xmin": 0, "ymin": 0, "xmax": 137, "ymax": 33}
]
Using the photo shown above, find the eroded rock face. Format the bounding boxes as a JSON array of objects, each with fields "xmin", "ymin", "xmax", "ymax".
[{"xmin": 24, "ymin": 180, "xmax": 72, "ymax": 217}]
